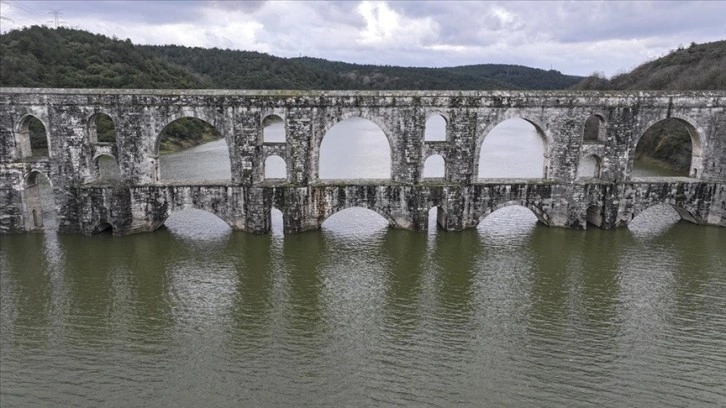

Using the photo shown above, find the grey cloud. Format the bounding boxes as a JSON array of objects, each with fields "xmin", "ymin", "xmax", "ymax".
[
  {"xmin": 8, "ymin": 0, "xmax": 725, "ymax": 77},
  {"xmin": 207, "ymin": 0, "xmax": 266, "ymax": 14},
  {"xmin": 30, "ymin": 0, "xmax": 208, "ymax": 25}
]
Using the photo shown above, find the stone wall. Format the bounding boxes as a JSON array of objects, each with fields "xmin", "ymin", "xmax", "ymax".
[{"xmin": 1, "ymin": 88, "xmax": 724, "ymax": 235}]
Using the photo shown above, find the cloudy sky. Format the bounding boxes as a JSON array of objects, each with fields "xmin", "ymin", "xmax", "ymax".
[{"xmin": 1, "ymin": 0, "xmax": 725, "ymax": 76}]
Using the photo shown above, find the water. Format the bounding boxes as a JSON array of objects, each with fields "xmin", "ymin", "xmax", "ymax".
[
  {"xmin": 479, "ymin": 118, "xmax": 544, "ymax": 178},
  {"xmin": 2, "ymin": 120, "xmax": 725, "ymax": 407}
]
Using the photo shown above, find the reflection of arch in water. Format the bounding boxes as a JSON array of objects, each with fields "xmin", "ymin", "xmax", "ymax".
[
  {"xmin": 475, "ymin": 117, "xmax": 549, "ymax": 179},
  {"xmin": 320, "ymin": 206, "xmax": 397, "ymax": 229},
  {"xmin": 317, "ymin": 115, "xmax": 394, "ymax": 180},
  {"xmin": 424, "ymin": 113, "xmax": 447, "ymax": 141},
  {"xmin": 630, "ymin": 116, "xmax": 702, "ymax": 179},
  {"xmin": 155, "ymin": 208, "xmax": 234, "ymax": 239},
  {"xmin": 477, "ymin": 202, "xmax": 549, "ymax": 226},
  {"xmin": 628, "ymin": 203, "xmax": 700, "ymax": 226}
]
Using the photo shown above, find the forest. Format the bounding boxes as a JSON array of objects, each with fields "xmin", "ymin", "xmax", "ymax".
[{"xmin": 0, "ymin": 26, "xmax": 583, "ymax": 90}]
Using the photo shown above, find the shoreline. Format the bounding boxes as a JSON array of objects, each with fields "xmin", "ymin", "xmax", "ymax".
[{"xmin": 159, "ymin": 133, "xmax": 222, "ymax": 154}]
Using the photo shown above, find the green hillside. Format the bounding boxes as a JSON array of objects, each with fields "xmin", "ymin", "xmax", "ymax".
[
  {"xmin": 0, "ymin": 26, "xmax": 207, "ymax": 88},
  {"xmin": 1, "ymin": 26, "xmax": 582, "ymax": 90},
  {"xmin": 573, "ymin": 40, "xmax": 726, "ymax": 174},
  {"xmin": 140, "ymin": 45, "xmax": 582, "ymax": 90},
  {"xmin": 574, "ymin": 40, "xmax": 726, "ymax": 90}
]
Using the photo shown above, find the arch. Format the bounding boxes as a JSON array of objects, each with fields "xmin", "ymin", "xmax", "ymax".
[
  {"xmin": 631, "ymin": 116, "xmax": 702, "ymax": 178},
  {"xmin": 476, "ymin": 117, "xmax": 548, "ymax": 179},
  {"xmin": 91, "ymin": 222, "xmax": 114, "ymax": 235},
  {"xmin": 270, "ymin": 207, "xmax": 284, "ymax": 235},
  {"xmin": 477, "ymin": 201, "xmax": 549, "ymax": 226},
  {"xmin": 321, "ymin": 205, "xmax": 397, "ymax": 228},
  {"xmin": 24, "ymin": 169, "xmax": 52, "ymax": 188},
  {"xmin": 577, "ymin": 154, "xmax": 602, "ymax": 179},
  {"xmin": 264, "ymin": 155, "xmax": 287, "ymax": 179},
  {"xmin": 319, "ymin": 112, "xmax": 397, "ymax": 150},
  {"xmin": 153, "ymin": 109, "xmax": 224, "ymax": 155},
  {"xmin": 92, "ymin": 153, "xmax": 122, "ymax": 182},
  {"xmin": 585, "ymin": 204, "xmax": 605, "ymax": 228},
  {"xmin": 583, "ymin": 114, "xmax": 606, "ymax": 142},
  {"xmin": 427, "ymin": 205, "xmax": 446, "ymax": 233},
  {"xmin": 423, "ymin": 154, "xmax": 446, "ymax": 178},
  {"xmin": 87, "ymin": 112, "xmax": 117, "ymax": 144},
  {"xmin": 318, "ymin": 116, "xmax": 392, "ymax": 180},
  {"xmin": 17, "ymin": 114, "xmax": 51, "ymax": 158},
  {"xmin": 22, "ymin": 170, "xmax": 55, "ymax": 231},
  {"xmin": 156, "ymin": 116, "xmax": 230, "ymax": 181},
  {"xmin": 424, "ymin": 114, "xmax": 447, "ymax": 141},
  {"xmin": 156, "ymin": 116, "xmax": 222, "ymax": 154},
  {"xmin": 262, "ymin": 114, "xmax": 285, "ymax": 143}
]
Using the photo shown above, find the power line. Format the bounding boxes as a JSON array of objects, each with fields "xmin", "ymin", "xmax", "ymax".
[
  {"xmin": 47, "ymin": 9, "xmax": 66, "ymax": 28},
  {"xmin": 1, "ymin": 1, "xmax": 50, "ymax": 29},
  {"xmin": 1, "ymin": 0, "xmax": 14, "ymax": 25}
]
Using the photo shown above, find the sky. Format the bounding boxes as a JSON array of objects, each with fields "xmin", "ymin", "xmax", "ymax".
[{"xmin": 1, "ymin": 0, "xmax": 725, "ymax": 77}]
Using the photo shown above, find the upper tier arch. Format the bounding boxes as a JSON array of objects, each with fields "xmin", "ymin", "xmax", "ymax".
[{"xmin": 1, "ymin": 88, "xmax": 723, "ymax": 186}]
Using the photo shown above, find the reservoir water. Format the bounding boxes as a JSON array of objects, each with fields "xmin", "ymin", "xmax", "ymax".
[{"xmin": 1, "ymin": 119, "xmax": 725, "ymax": 407}]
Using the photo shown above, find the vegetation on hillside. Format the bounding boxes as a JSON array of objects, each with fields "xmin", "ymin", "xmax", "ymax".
[
  {"xmin": 158, "ymin": 118, "xmax": 220, "ymax": 153},
  {"xmin": 0, "ymin": 26, "xmax": 207, "ymax": 88},
  {"xmin": 634, "ymin": 119, "xmax": 692, "ymax": 175},
  {"xmin": 574, "ymin": 41, "xmax": 726, "ymax": 91},
  {"xmin": 141, "ymin": 45, "xmax": 582, "ymax": 90},
  {"xmin": 95, "ymin": 115, "xmax": 116, "ymax": 142},
  {"xmin": 573, "ymin": 40, "xmax": 725, "ymax": 174},
  {"xmin": 1, "ymin": 26, "xmax": 582, "ymax": 91}
]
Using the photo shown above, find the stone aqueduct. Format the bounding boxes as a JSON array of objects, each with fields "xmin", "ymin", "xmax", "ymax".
[{"xmin": 0, "ymin": 88, "xmax": 724, "ymax": 236}]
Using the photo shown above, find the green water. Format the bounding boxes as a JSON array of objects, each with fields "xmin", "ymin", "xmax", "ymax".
[{"xmin": 2, "ymin": 120, "xmax": 724, "ymax": 407}]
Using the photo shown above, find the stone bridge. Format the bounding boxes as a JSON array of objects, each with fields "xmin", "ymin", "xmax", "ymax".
[{"xmin": 0, "ymin": 88, "xmax": 724, "ymax": 235}]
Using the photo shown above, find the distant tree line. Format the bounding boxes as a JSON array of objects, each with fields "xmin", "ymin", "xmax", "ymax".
[
  {"xmin": 1, "ymin": 26, "xmax": 582, "ymax": 91},
  {"xmin": 573, "ymin": 41, "xmax": 726, "ymax": 91}
]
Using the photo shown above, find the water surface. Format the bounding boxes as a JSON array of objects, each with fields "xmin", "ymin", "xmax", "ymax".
[{"xmin": 2, "ymin": 120, "xmax": 724, "ymax": 407}]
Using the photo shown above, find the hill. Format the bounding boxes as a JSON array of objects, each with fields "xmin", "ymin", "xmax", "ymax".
[
  {"xmin": 1, "ymin": 26, "xmax": 582, "ymax": 91},
  {"xmin": 0, "ymin": 26, "xmax": 207, "ymax": 88},
  {"xmin": 573, "ymin": 40, "xmax": 726, "ymax": 90},
  {"xmin": 573, "ymin": 40, "xmax": 726, "ymax": 174},
  {"xmin": 140, "ymin": 45, "xmax": 582, "ymax": 90}
]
